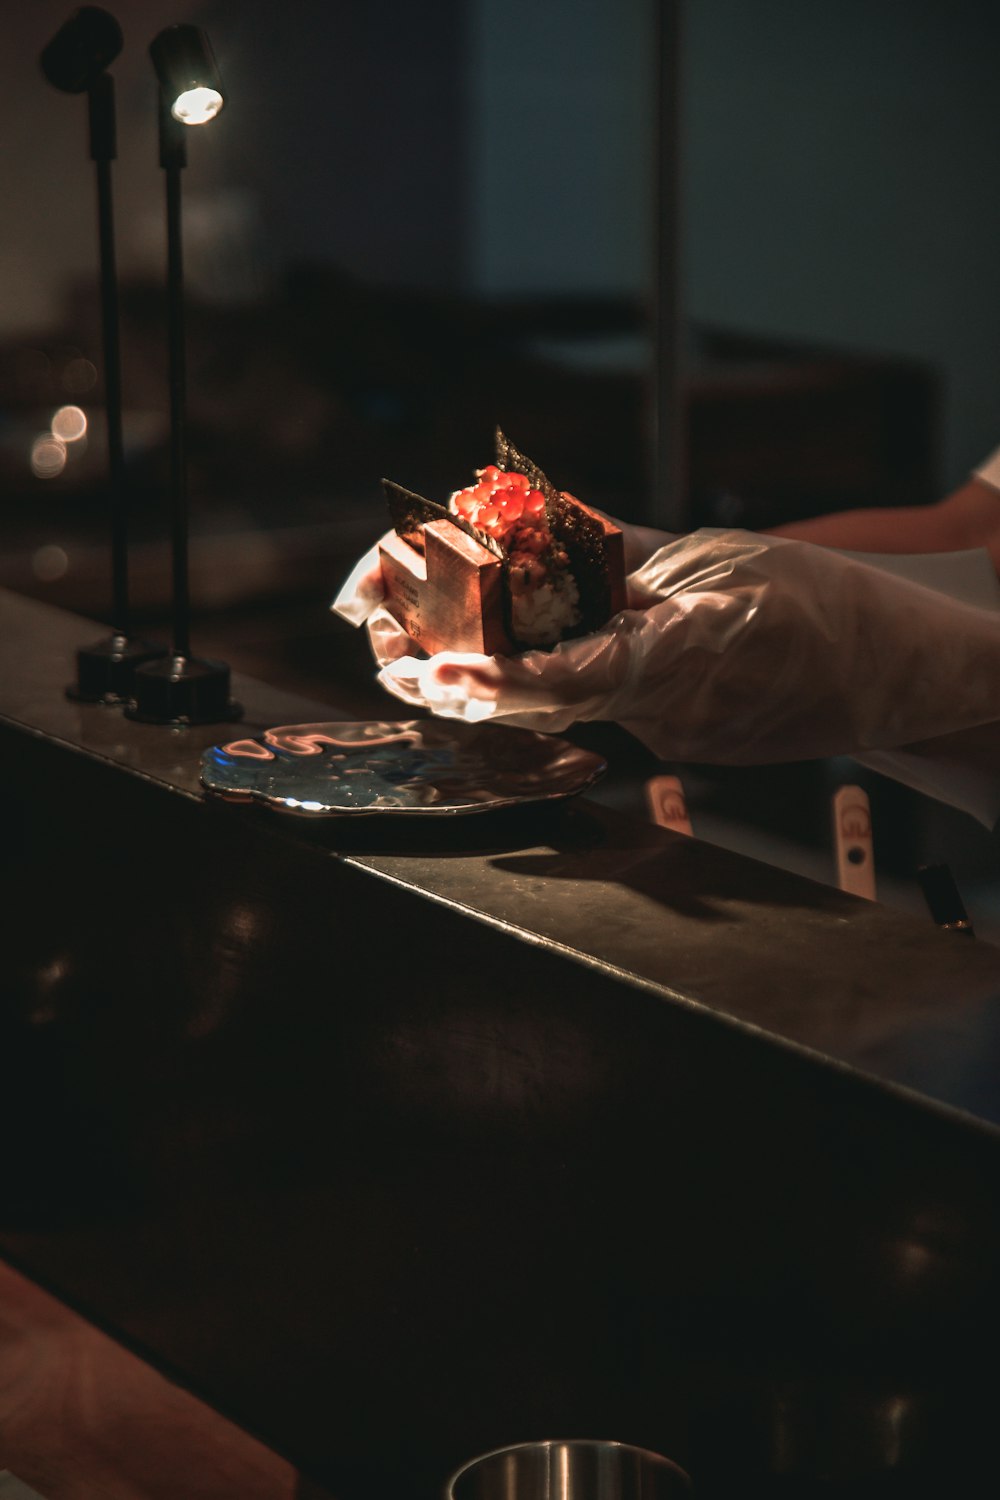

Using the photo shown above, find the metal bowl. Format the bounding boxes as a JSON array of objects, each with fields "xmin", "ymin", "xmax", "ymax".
[{"xmin": 445, "ymin": 1440, "xmax": 693, "ymax": 1500}]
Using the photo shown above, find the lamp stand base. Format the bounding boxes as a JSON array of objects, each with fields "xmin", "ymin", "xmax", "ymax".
[
  {"xmin": 67, "ymin": 633, "xmax": 168, "ymax": 705},
  {"xmin": 124, "ymin": 653, "xmax": 242, "ymax": 726}
]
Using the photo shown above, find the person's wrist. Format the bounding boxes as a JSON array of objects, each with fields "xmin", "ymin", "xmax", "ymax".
[{"xmin": 972, "ymin": 444, "xmax": 1000, "ymax": 495}]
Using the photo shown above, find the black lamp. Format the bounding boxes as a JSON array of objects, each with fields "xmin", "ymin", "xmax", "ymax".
[
  {"xmin": 149, "ymin": 23, "xmax": 224, "ymax": 125},
  {"xmin": 41, "ymin": 7, "xmax": 166, "ymax": 702},
  {"xmin": 127, "ymin": 25, "xmax": 240, "ymax": 726}
]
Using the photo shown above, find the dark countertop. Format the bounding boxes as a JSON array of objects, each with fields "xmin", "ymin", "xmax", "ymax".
[{"xmin": 3, "ymin": 586, "xmax": 1000, "ymax": 1135}]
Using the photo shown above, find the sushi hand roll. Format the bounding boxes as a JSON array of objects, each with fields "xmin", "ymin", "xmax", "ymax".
[{"xmin": 379, "ymin": 430, "xmax": 627, "ymax": 656}]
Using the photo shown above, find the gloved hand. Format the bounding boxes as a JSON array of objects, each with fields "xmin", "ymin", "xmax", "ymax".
[{"xmin": 333, "ymin": 526, "xmax": 1000, "ymax": 825}]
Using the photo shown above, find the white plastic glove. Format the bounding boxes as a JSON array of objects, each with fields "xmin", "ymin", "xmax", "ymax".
[{"xmin": 333, "ymin": 527, "xmax": 1000, "ymax": 826}]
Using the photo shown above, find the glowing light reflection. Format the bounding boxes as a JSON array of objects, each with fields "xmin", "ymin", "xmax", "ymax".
[
  {"xmin": 172, "ymin": 85, "xmax": 223, "ymax": 124},
  {"xmin": 30, "ymin": 954, "xmax": 71, "ymax": 1024},
  {"xmin": 266, "ymin": 724, "xmax": 422, "ymax": 754},
  {"xmin": 224, "ymin": 903, "xmax": 260, "ymax": 942},
  {"xmin": 30, "ymin": 433, "xmax": 67, "ymax": 478},
  {"xmin": 896, "ymin": 1238, "xmax": 935, "ymax": 1279},
  {"xmin": 51, "ymin": 405, "xmax": 87, "ymax": 442},
  {"xmin": 881, "ymin": 1393, "xmax": 911, "ymax": 1468}
]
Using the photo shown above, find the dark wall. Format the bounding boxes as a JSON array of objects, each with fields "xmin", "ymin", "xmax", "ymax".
[
  {"xmin": 684, "ymin": 0, "xmax": 1000, "ymax": 480},
  {"xmin": 202, "ymin": 0, "xmax": 469, "ymax": 290}
]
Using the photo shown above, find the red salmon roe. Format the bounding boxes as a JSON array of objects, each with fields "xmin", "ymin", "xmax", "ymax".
[{"xmin": 450, "ymin": 467, "xmax": 553, "ymax": 552}]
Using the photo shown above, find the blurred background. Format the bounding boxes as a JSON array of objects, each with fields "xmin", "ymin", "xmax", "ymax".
[{"xmin": 4, "ymin": 0, "xmax": 1000, "ymax": 925}]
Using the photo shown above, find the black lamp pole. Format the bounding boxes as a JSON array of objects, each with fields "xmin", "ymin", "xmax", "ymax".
[
  {"xmin": 41, "ymin": 6, "xmax": 165, "ymax": 701},
  {"xmin": 89, "ymin": 71, "xmax": 129, "ymax": 630},
  {"xmin": 127, "ymin": 25, "xmax": 239, "ymax": 726},
  {"xmin": 161, "ymin": 96, "xmax": 192, "ymax": 661}
]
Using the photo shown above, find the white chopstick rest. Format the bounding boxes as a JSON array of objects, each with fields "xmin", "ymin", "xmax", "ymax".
[
  {"xmin": 832, "ymin": 784, "xmax": 877, "ymax": 901},
  {"xmin": 646, "ymin": 774, "xmax": 694, "ymax": 836}
]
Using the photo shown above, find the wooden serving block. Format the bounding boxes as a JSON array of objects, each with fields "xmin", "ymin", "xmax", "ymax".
[{"xmin": 378, "ymin": 520, "xmax": 513, "ymax": 656}]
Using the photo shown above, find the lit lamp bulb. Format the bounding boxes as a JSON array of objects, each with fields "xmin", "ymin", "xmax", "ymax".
[
  {"xmin": 149, "ymin": 24, "xmax": 224, "ymax": 126},
  {"xmin": 172, "ymin": 85, "xmax": 223, "ymax": 125}
]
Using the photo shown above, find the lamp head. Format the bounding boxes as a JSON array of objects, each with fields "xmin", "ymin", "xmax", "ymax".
[
  {"xmin": 150, "ymin": 25, "xmax": 224, "ymax": 125},
  {"xmin": 41, "ymin": 6, "xmax": 123, "ymax": 93}
]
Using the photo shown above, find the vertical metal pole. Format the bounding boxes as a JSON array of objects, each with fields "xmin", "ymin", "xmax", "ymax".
[
  {"xmin": 88, "ymin": 73, "xmax": 129, "ymax": 633},
  {"xmin": 123, "ymin": 40, "xmax": 235, "ymax": 723},
  {"xmin": 652, "ymin": 0, "xmax": 684, "ymax": 530},
  {"xmin": 160, "ymin": 98, "xmax": 191, "ymax": 660}
]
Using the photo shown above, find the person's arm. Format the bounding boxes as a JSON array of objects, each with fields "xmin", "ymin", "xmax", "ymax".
[{"xmin": 765, "ymin": 477, "xmax": 1000, "ymax": 571}]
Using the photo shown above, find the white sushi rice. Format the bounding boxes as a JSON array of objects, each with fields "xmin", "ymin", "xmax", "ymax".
[
  {"xmin": 444, "ymin": 487, "xmax": 582, "ymax": 647},
  {"xmin": 513, "ymin": 571, "xmax": 581, "ymax": 647}
]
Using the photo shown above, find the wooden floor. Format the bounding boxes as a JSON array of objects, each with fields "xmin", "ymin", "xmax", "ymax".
[{"xmin": 0, "ymin": 1261, "xmax": 303, "ymax": 1500}]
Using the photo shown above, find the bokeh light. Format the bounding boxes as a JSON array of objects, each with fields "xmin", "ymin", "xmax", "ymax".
[
  {"xmin": 32, "ymin": 545, "xmax": 69, "ymax": 582},
  {"xmin": 51, "ymin": 405, "xmax": 88, "ymax": 442},
  {"xmin": 62, "ymin": 357, "xmax": 97, "ymax": 394},
  {"xmin": 30, "ymin": 433, "xmax": 67, "ymax": 478}
]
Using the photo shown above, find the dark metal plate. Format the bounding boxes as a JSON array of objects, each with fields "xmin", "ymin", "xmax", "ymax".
[{"xmin": 200, "ymin": 720, "xmax": 606, "ymax": 816}]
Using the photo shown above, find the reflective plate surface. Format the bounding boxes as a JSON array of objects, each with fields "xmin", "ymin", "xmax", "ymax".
[{"xmin": 200, "ymin": 720, "xmax": 606, "ymax": 816}]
